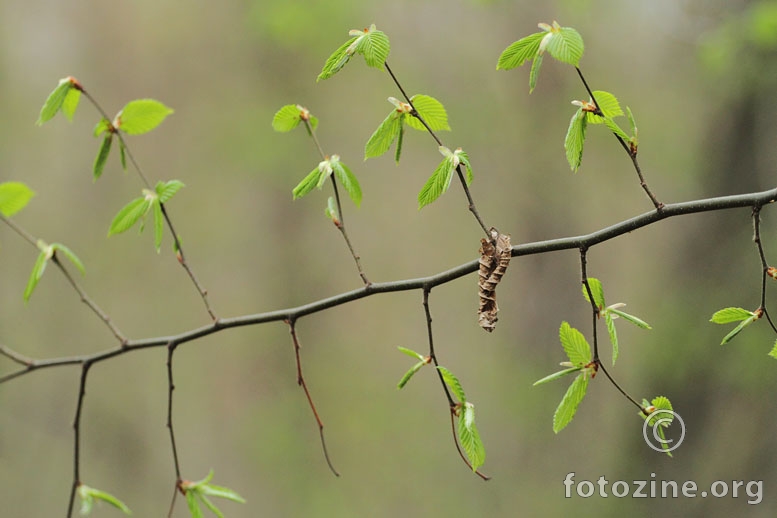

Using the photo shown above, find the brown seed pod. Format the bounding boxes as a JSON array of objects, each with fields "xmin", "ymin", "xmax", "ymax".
[{"xmin": 478, "ymin": 227, "xmax": 511, "ymax": 332}]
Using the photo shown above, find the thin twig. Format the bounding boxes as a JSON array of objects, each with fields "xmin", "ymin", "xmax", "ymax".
[
  {"xmin": 66, "ymin": 361, "xmax": 92, "ymax": 518},
  {"xmin": 598, "ymin": 362, "xmax": 644, "ymax": 412},
  {"xmin": 384, "ymin": 61, "xmax": 491, "ymax": 238},
  {"xmin": 751, "ymin": 207, "xmax": 777, "ymax": 333},
  {"xmin": 422, "ymin": 287, "xmax": 454, "ymax": 407},
  {"xmin": 287, "ymin": 320, "xmax": 339, "ymax": 476},
  {"xmin": 579, "ymin": 247, "xmax": 600, "ymax": 360},
  {"xmin": 165, "ymin": 342, "xmax": 182, "ymax": 518}
]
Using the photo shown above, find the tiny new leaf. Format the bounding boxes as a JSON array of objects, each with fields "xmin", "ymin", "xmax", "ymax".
[
  {"xmin": 581, "ymin": 277, "xmax": 605, "ymax": 309},
  {"xmin": 325, "ymin": 196, "xmax": 340, "ymax": 225},
  {"xmin": 317, "ymin": 24, "xmax": 390, "ymax": 81},
  {"xmin": 605, "ymin": 312, "xmax": 619, "ymax": 365},
  {"xmin": 608, "ymin": 307, "xmax": 652, "ymax": 329},
  {"xmin": 24, "ymin": 241, "xmax": 85, "ymax": 302},
  {"xmin": 458, "ymin": 402, "xmax": 486, "ymax": 471},
  {"xmin": 710, "ymin": 307, "xmax": 759, "ymax": 345},
  {"xmin": 769, "ymin": 339, "xmax": 777, "ymax": 360},
  {"xmin": 108, "ymin": 195, "xmax": 153, "ymax": 236},
  {"xmin": 181, "ymin": 470, "xmax": 246, "ymax": 518},
  {"xmin": 559, "ymin": 321, "xmax": 591, "ymax": 367},
  {"xmin": 404, "ymin": 94, "xmax": 451, "ymax": 132},
  {"xmin": 641, "ymin": 396, "xmax": 675, "ymax": 457},
  {"xmin": 272, "ymin": 104, "xmax": 318, "ymax": 133},
  {"xmin": 114, "ymin": 99, "xmax": 174, "ymax": 135},
  {"xmin": 37, "ymin": 77, "xmax": 81, "ymax": 125},
  {"xmin": 565, "ymin": 107, "xmax": 587, "ymax": 172},
  {"xmin": 292, "ymin": 167, "xmax": 322, "ymax": 200},
  {"xmin": 436, "ymin": 366, "xmax": 466, "ymax": 403},
  {"xmin": 553, "ymin": 371, "xmax": 589, "ymax": 433},
  {"xmin": 533, "ymin": 366, "xmax": 581, "ymax": 386},
  {"xmin": 396, "ymin": 347, "xmax": 429, "ymax": 389},
  {"xmin": 417, "ymin": 147, "xmax": 471, "ymax": 209},
  {"xmin": 77, "ymin": 484, "xmax": 131, "ymax": 516},
  {"xmin": 496, "ymin": 31, "xmax": 546, "ymax": 71},
  {"xmin": 0, "ymin": 182, "xmax": 35, "ymax": 217},
  {"xmin": 93, "ymin": 134, "xmax": 113, "ymax": 180},
  {"xmin": 156, "ymin": 179, "xmax": 185, "ymax": 203},
  {"xmin": 365, "ymin": 110, "xmax": 403, "ymax": 160},
  {"xmin": 332, "ymin": 159, "xmax": 362, "ymax": 206}
]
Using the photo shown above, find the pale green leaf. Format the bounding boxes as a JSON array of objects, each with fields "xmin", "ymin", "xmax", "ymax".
[
  {"xmin": 197, "ymin": 495, "xmax": 224, "ymax": 518},
  {"xmin": 200, "ymin": 483, "xmax": 246, "ymax": 504},
  {"xmin": 397, "ymin": 361, "xmax": 426, "ymax": 389},
  {"xmin": 24, "ymin": 250, "xmax": 49, "ymax": 302},
  {"xmin": 0, "ymin": 182, "xmax": 35, "ymax": 217},
  {"xmin": 156, "ymin": 180, "xmax": 185, "ymax": 203},
  {"xmin": 272, "ymin": 105, "xmax": 303, "ymax": 132},
  {"xmin": 710, "ymin": 307, "xmax": 754, "ymax": 324},
  {"xmin": 601, "ymin": 117, "xmax": 630, "ymax": 141},
  {"xmin": 153, "ymin": 200, "xmax": 163, "ymax": 252},
  {"xmin": 61, "ymin": 87, "xmax": 81, "ymax": 122},
  {"xmin": 317, "ymin": 36, "xmax": 358, "ymax": 81},
  {"xmin": 333, "ymin": 161, "xmax": 362, "ymax": 207},
  {"xmin": 651, "ymin": 395, "xmax": 673, "ymax": 413},
  {"xmin": 115, "ymin": 99, "xmax": 174, "ymax": 135},
  {"xmin": 455, "ymin": 149, "xmax": 473, "ymax": 185},
  {"xmin": 436, "ymin": 366, "xmax": 466, "ymax": 402},
  {"xmin": 720, "ymin": 315, "xmax": 757, "ymax": 345},
  {"xmin": 108, "ymin": 197, "xmax": 151, "ymax": 236},
  {"xmin": 325, "ymin": 196, "xmax": 339, "ymax": 225},
  {"xmin": 565, "ymin": 108, "xmax": 587, "ymax": 172},
  {"xmin": 626, "ymin": 106, "xmax": 639, "ymax": 144},
  {"xmin": 608, "ymin": 308, "xmax": 652, "ymax": 329},
  {"xmin": 458, "ymin": 403, "xmax": 485, "ymax": 471},
  {"xmin": 769, "ymin": 339, "xmax": 777, "ymax": 360},
  {"xmin": 37, "ymin": 78, "xmax": 74, "ymax": 125},
  {"xmin": 553, "ymin": 372, "xmax": 589, "ymax": 433},
  {"xmin": 581, "ymin": 277, "xmax": 605, "ymax": 308},
  {"xmin": 395, "ymin": 124, "xmax": 404, "ymax": 164},
  {"xmin": 544, "ymin": 26, "xmax": 584, "ymax": 66},
  {"xmin": 586, "ymin": 91, "xmax": 623, "ymax": 120},
  {"xmin": 93, "ymin": 134, "xmax": 113, "ymax": 180},
  {"xmin": 365, "ymin": 111, "xmax": 402, "ymax": 159},
  {"xmin": 119, "ymin": 140, "xmax": 127, "ymax": 170},
  {"xmin": 605, "ymin": 313, "xmax": 618, "ymax": 365},
  {"xmin": 355, "ymin": 26, "xmax": 390, "ymax": 68},
  {"xmin": 292, "ymin": 167, "xmax": 322, "ymax": 200},
  {"xmin": 397, "ymin": 346, "xmax": 424, "ymax": 360},
  {"xmin": 559, "ymin": 321, "xmax": 591, "ymax": 367},
  {"xmin": 52, "ymin": 243, "xmax": 85, "ymax": 275},
  {"xmin": 405, "ymin": 95, "xmax": 450, "ymax": 131},
  {"xmin": 496, "ymin": 31, "xmax": 545, "ymax": 70},
  {"xmin": 528, "ymin": 54, "xmax": 543, "ymax": 93},
  {"xmin": 93, "ymin": 118, "xmax": 111, "ymax": 137},
  {"xmin": 186, "ymin": 492, "xmax": 203, "ymax": 518},
  {"xmin": 417, "ymin": 155, "xmax": 455, "ymax": 209},
  {"xmin": 79, "ymin": 485, "xmax": 131, "ymax": 515},
  {"xmin": 533, "ymin": 366, "xmax": 581, "ymax": 386}
]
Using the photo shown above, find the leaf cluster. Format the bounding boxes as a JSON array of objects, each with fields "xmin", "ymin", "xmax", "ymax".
[
  {"xmin": 108, "ymin": 180, "xmax": 185, "ymax": 252},
  {"xmin": 182, "ymin": 470, "xmax": 245, "ymax": 518}
]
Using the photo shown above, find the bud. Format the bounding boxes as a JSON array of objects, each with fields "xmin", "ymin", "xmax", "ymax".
[{"xmin": 768, "ymin": 267, "xmax": 777, "ymax": 280}]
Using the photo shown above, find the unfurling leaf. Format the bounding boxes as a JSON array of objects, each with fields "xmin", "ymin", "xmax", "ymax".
[
  {"xmin": 272, "ymin": 104, "xmax": 318, "ymax": 132},
  {"xmin": 114, "ymin": 99, "xmax": 173, "ymax": 135},
  {"xmin": 496, "ymin": 31, "xmax": 546, "ymax": 70},
  {"xmin": 710, "ymin": 307, "xmax": 755, "ymax": 324},
  {"xmin": 156, "ymin": 179, "xmax": 185, "ymax": 203},
  {"xmin": 324, "ymin": 196, "xmax": 340, "ymax": 225},
  {"xmin": 553, "ymin": 371, "xmax": 589, "ymax": 433},
  {"xmin": 93, "ymin": 134, "xmax": 113, "ymax": 180},
  {"xmin": 332, "ymin": 159, "xmax": 362, "ymax": 206},
  {"xmin": 108, "ymin": 196, "xmax": 153, "ymax": 236},
  {"xmin": 458, "ymin": 402, "xmax": 486, "ymax": 471},
  {"xmin": 180, "ymin": 470, "xmax": 245, "ymax": 518},
  {"xmin": 769, "ymin": 339, "xmax": 777, "ymax": 360},
  {"xmin": 0, "ymin": 182, "xmax": 35, "ymax": 217},
  {"xmin": 565, "ymin": 107, "xmax": 587, "ymax": 172},
  {"xmin": 365, "ymin": 110, "xmax": 403, "ymax": 159},
  {"xmin": 533, "ymin": 366, "xmax": 581, "ymax": 386},
  {"xmin": 478, "ymin": 228, "xmax": 512, "ymax": 332},
  {"xmin": 436, "ymin": 366, "xmax": 466, "ymax": 403},
  {"xmin": 404, "ymin": 94, "xmax": 451, "ymax": 132},
  {"xmin": 37, "ymin": 77, "xmax": 81, "ymax": 125},
  {"xmin": 581, "ymin": 277, "xmax": 605, "ymax": 309},
  {"xmin": 77, "ymin": 484, "xmax": 131, "ymax": 516},
  {"xmin": 293, "ymin": 167, "xmax": 322, "ymax": 200},
  {"xmin": 417, "ymin": 146, "xmax": 471, "ymax": 208},
  {"xmin": 317, "ymin": 24, "xmax": 390, "ymax": 81}
]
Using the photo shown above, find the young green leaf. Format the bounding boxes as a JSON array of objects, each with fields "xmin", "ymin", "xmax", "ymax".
[
  {"xmin": 292, "ymin": 166, "xmax": 322, "ymax": 200},
  {"xmin": 626, "ymin": 106, "xmax": 639, "ymax": 148},
  {"xmin": 24, "ymin": 248, "xmax": 50, "ymax": 302},
  {"xmin": 114, "ymin": 99, "xmax": 174, "ymax": 135},
  {"xmin": 365, "ymin": 111, "xmax": 403, "ymax": 159},
  {"xmin": 564, "ymin": 107, "xmax": 587, "ymax": 172},
  {"xmin": 325, "ymin": 196, "xmax": 340, "ymax": 225},
  {"xmin": 186, "ymin": 491, "xmax": 204, "ymax": 518},
  {"xmin": 602, "ymin": 117, "xmax": 631, "ymax": 141},
  {"xmin": 332, "ymin": 160, "xmax": 362, "ymax": 206},
  {"xmin": 353, "ymin": 25, "xmax": 390, "ymax": 69},
  {"xmin": 272, "ymin": 104, "xmax": 318, "ymax": 133},
  {"xmin": 77, "ymin": 484, "xmax": 131, "ymax": 516},
  {"xmin": 559, "ymin": 321, "xmax": 591, "ymax": 367},
  {"xmin": 533, "ymin": 366, "xmax": 581, "ymax": 386},
  {"xmin": 395, "ymin": 124, "xmax": 404, "ymax": 164},
  {"xmin": 605, "ymin": 312, "xmax": 619, "ymax": 365},
  {"xmin": 397, "ymin": 360, "xmax": 426, "ymax": 389},
  {"xmin": 108, "ymin": 196, "xmax": 152, "ymax": 236},
  {"xmin": 37, "ymin": 77, "xmax": 78, "ymax": 125},
  {"xmin": 52, "ymin": 243, "xmax": 86, "ymax": 275},
  {"xmin": 156, "ymin": 179, "xmax": 185, "ymax": 203},
  {"xmin": 404, "ymin": 95, "xmax": 450, "ymax": 132},
  {"xmin": 455, "ymin": 148, "xmax": 474, "ymax": 185},
  {"xmin": 581, "ymin": 277, "xmax": 605, "ymax": 309},
  {"xmin": 417, "ymin": 148, "xmax": 456, "ymax": 209},
  {"xmin": 397, "ymin": 346, "xmax": 425, "ymax": 361},
  {"xmin": 0, "ymin": 182, "xmax": 35, "ymax": 217},
  {"xmin": 553, "ymin": 371, "xmax": 589, "ymax": 433},
  {"xmin": 181, "ymin": 470, "xmax": 245, "ymax": 518},
  {"xmin": 528, "ymin": 53, "xmax": 543, "ymax": 93},
  {"xmin": 153, "ymin": 200, "xmax": 164, "ymax": 252},
  {"xmin": 119, "ymin": 139, "xmax": 127, "ymax": 170},
  {"xmin": 586, "ymin": 91, "xmax": 624, "ymax": 121},
  {"xmin": 458, "ymin": 402, "xmax": 486, "ymax": 471},
  {"xmin": 720, "ymin": 314, "xmax": 758, "ymax": 345},
  {"xmin": 61, "ymin": 87, "xmax": 81, "ymax": 122},
  {"xmin": 317, "ymin": 36, "xmax": 359, "ymax": 81},
  {"xmin": 608, "ymin": 308, "xmax": 652, "ymax": 329},
  {"xmin": 542, "ymin": 25, "xmax": 585, "ymax": 66},
  {"xmin": 436, "ymin": 366, "xmax": 466, "ymax": 402},
  {"xmin": 496, "ymin": 31, "xmax": 546, "ymax": 70},
  {"xmin": 769, "ymin": 339, "xmax": 777, "ymax": 360},
  {"xmin": 93, "ymin": 134, "xmax": 113, "ymax": 180},
  {"xmin": 710, "ymin": 307, "xmax": 755, "ymax": 324},
  {"xmin": 94, "ymin": 118, "xmax": 111, "ymax": 137}
]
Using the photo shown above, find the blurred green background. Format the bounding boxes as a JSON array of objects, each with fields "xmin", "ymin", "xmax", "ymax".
[{"xmin": 2, "ymin": 0, "xmax": 777, "ymax": 516}]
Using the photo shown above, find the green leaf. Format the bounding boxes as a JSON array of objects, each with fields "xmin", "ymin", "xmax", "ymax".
[
  {"xmin": 156, "ymin": 180, "xmax": 185, "ymax": 203},
  {"xmin": 601, "ymin": 117, "xmax": 630, "ymax": 141},
  {"xmin": 405, "ymin": 95, "xmax": 450, "ymax": 131},
  {"xmin": 397, "ymin": 346, "xmax": 424, "ymax": 361},
  {"xmin": 397, "ymin": 361, "xmax": 425, "ymax": 389},
  {"xmin": 458, "ymin": 402, "xmax": 486, "ymax": 471},
  {"xmin": 292, "ymin": 167, "xmax": 322, "ymax": 200},
  {"xmin": 769, "ymin": 339, "xmax": 777, "ymax": 360},
  {"xmin": 24, "ymin": 249, "xmax": 49, "ymax": 302},
  {"xmin": 0, "ymin": 182, "xmax": 35, "ymax": 217},
  {"xmin": 354, "ymin": 25, "xmax": 390, "ymax": 69},
  {"xmin": 626, "ymin": 106, "xmax": 639, "ymax": 145},
  {"xmin": 115, "ymin": 99, "xmax": 174, "ymax": 135},
  {"xmin": 417, "ymin": 150, "xmax": 455, "ymax": 209},
  {"xmin": 37, "ymin": 77, "xmax": 75, "ymax": 125},
  {"xmin": 710, "ymin": 307, "xmax": 755, "ymax": 324},
  {"xmin": 198, "ymin": 495, "xmax": 224, "ymax": 518},
  {"xmin": 93, "ymin": 134, "xmax": 113, "ymax": 180},
  {"xmin": 544, "ymin": 26, "xmax": 585, "ymax": 66},
  {"xmin": 651, "ymin": 395, "xmax": 672, "ymax": 413},
  {"xmin": 608, "ymin": 308, "xmax": 652, "ymax": 329},
  {"xmin": 528, "ymin": 54, "xmax": 543, "ymax": 93},
  {"xmin": 272, "ymin": 104, "xmax": 318, "ymax": 133},
  {"xmin": 186, "ymin": 491, "xmax": 204, "ymax": 518},
  {"xmin": 325, "ymin": 196, "xmax": 340, "ymax": 225},
  {"xmin": 108, "ymin": 196, "xmax": 152, "ymax": 236},
  {"xmin": 496, "ymin": 31, "xmax": 545, "ymax": 70},
  {"xmin": 93, "ymin": 118, "xmax": 111, "ymax": 137},
  {"xmin": 533, "ymin": 366, "xmax": 581, "ymax": 386},
  {"xmin": 564, "ymin": 107, "xmax": 587, "ymax": 172},
  {"xmin": 317, "ymin": 35, "xmax": 358, "ymax": 81},
  {"xmin": 553, "ymin": 372, "xmax": 589, "ymax": 433},
  {"xmin": 605, "ymin": 312, "xmax": 618, "ymax": 365},
  {"xmin": 365, "ymin": 111, "xmax": 403, "ymax": 159},
  {"xmin": 581, "ymin": 277, "xmax": 605, "ymax": 309},
  {"xmin": 720, "ymin": 314, "xmax": 758, "ymax": 345},
  {"xmin": 153, "ymin": 200, "xmax": 164, "ymax": 253},
  {"xmin": 436, "ymin": 366, "xmax": 466, "ymax": 402},
  {"xmin": 559, "ymin": 321, "xmax": 591, "ymax": 367},
  {"xmin": 119, "ymin": 140, "xmax": 127, "ymax": 170},
  {"xmin": 200, "ymin": 483, "xmax": 246, "ymax": 504},
  {"xmin": 52, "ymin": 243, "xmax": 86, "ymax": 275},
  {"xmin": 77, "ymin": 485, "xmax": 131, "ymax": 516},
  {"xmin": 455, "ymin": 149, "xmax": 474, "ymax": 185},
  {"xmin": 333, "ymin": 160, "xmax": 362, "ymax": 207},
  {"xmin": 62, "ymin": 87, "xmax": 81, "ymax": 122},
  {"xmin": 586, "ymin": 91, "xmax": 624, "ymax": 121},
  {"xmin": 395, "ymin": 124, "xmax": 405, "ymax": 164}
]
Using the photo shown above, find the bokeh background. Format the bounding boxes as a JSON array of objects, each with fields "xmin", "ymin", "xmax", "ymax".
[{"xmin": 2, "ymin": 0, "xmax": 777, "ymax": 516}]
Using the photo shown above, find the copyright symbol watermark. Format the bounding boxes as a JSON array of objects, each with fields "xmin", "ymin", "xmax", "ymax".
[{"xmin": 642, "ymin": 409, "xmax": 685, "ymax": 454}]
